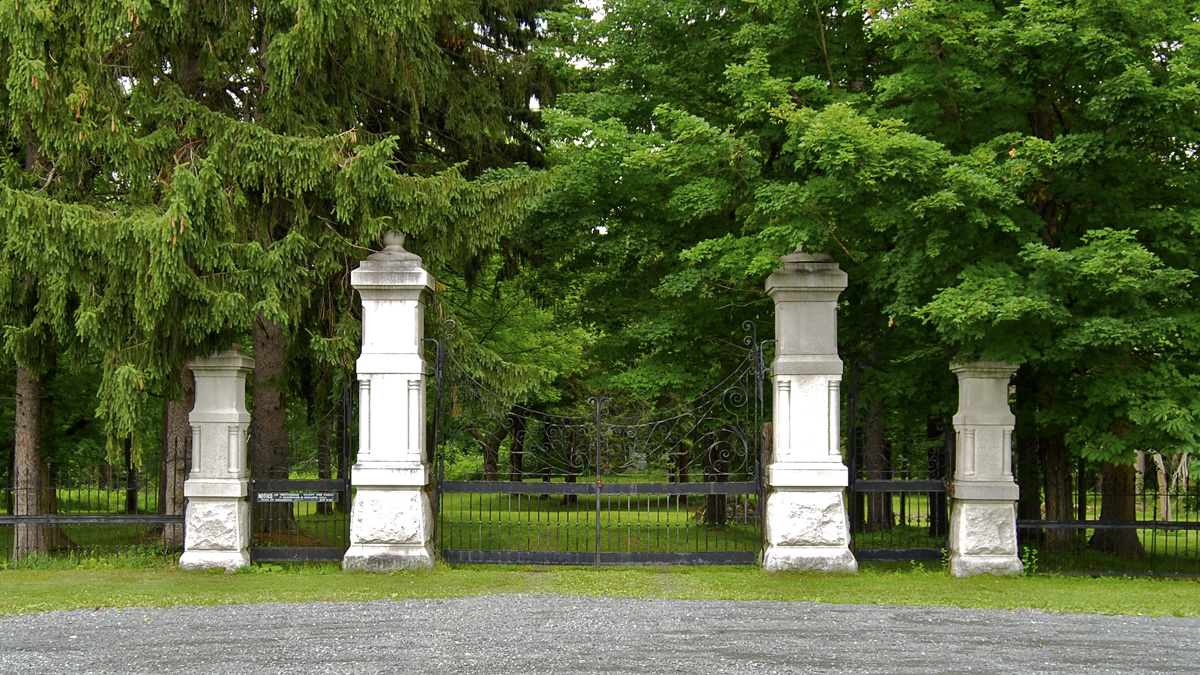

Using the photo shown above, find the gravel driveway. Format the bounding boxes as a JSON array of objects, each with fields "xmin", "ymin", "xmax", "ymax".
[{"xmin": 2, "ymin": 595, "xmax": 1197, "ymax": 674}]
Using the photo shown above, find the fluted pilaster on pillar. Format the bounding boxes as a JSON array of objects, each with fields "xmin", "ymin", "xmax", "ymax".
[
  {"xmin": 762, "ymin": 248, "xmax": 857, "ymax": 573},
  {"xmin": 179, "ymin": 349, "xmax": 254, "ymax": 572},
  {"xmin": 948, "ymin": 361, "xmax": 1023, "ymax": 577},
  {"xmin": 344, "ymin": 231, "xmax": 436, "ymax": 571}
]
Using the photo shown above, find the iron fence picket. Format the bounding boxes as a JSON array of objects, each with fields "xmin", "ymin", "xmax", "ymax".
[
  {"xmin": 1015, "ymin": 463, "xmax": 1200, "ymax": 576},
  {"xmin": 1, "ymin": 465, "xmax": 184, "ymax": 562},
  {"xmin": 434, "ymin": 321, "xmax": 766, "ymax": 566},
  {"xmin": 246, "ymin": 383, "xmax": 354, "ymax": 563}
]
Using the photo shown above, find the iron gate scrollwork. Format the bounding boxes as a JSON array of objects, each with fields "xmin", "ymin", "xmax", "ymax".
[{"xmin": 432, "ymin": 322, "xmax": 767, "ymax": 567}]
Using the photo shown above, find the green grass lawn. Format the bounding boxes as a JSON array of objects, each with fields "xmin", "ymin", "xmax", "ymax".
[
  {"xmin": 1031, "ymin": 528, "xmax": 1200, "ymax": 576},
  {"xmin": 2, "ymin": 563, "xmax": 1200, "ymax": 618}
]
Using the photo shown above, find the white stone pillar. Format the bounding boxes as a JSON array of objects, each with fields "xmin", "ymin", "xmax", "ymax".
[
  {"xmin": 179, "ymin": 350, "xmax": 254, "ymax": 572},
  {"xmin": 343, "ymin": 231, "xmax": 435, "ymax": 571},
  {"xmin": 762, "ymin": 248, "xmax": 857, "ymax": 573},
  {"xmin": 948, "ymin": 361, "xmax": 1023, "ymax": 577}
]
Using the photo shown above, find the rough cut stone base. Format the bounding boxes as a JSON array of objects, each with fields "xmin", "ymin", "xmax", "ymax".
[
  {"xmin": 765, "ymin": 489, "xmax": 851, "ymax": 547},
  {"xmin": 763, "ymin": 489, "xmax": 855, "ymax": 572},
  {"xmin": 949, "ymin": 500, "xmax": 1022, "ymax": 577},
  {"xmin": 179, "ymin": 549, "xmax": 250, "ymax": 572},
  {"xmin": 343, "ymin": 543, "xmax": 435, "ymax": 571},
  {"xmin": 950, "ymin": 553, "xmax": 1023, "ymax": 578},
  {"xmin": 184, "ymin": 499, "xmax": 249, "ymax": 551},
  {"xmin": 349, "ymin": 487, "xmax": 433, "ymax": 544},
  {"xmin": 181, "ymin": 498, "xmax": 249, "ymax": 572},
  {"xmin": 764, "ymin": 545, "xmax": 858, "ymax": 573},
  {"xmin": 345, "ymin": 486, "xmax": 433, "ymax": 572}
]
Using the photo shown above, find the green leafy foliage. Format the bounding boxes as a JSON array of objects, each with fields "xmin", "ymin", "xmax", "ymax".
[{"xmin": 535, "ymin": 0, "xmax": 1200, "ymax": 461}]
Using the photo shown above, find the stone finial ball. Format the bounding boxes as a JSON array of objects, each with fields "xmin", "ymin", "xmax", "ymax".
[{"xmin": 383, "ymin": 231, "xmax": 406, "ymax": 249}]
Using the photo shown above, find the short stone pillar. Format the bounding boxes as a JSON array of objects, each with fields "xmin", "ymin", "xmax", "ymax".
[
  {"xmin": 179, "ymin": 350, "xmax": 254, "ymax": 572},
  {"xmin": 948, "ymin": 361, "xmax": 1023, "ymax": 577},
  {"xmin": 762, "ymin": 248, "xmax": 857, "ymax": 573},
  {"xmin": 343, "ymin": 231, "xmax": 436, "ymax": 571}
]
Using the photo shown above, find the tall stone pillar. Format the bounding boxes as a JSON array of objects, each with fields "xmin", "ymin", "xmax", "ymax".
[
  {"xmin": 762, "ymin": 248, "xmax": 857, "ymax": 573},
  {"xmin": 948, "ymin": 361, "xmax": 1023, "ymax": 577},
  {"xmin": 179, "ymin": 350, "xmax": 254, "ymax": 572},
  {"xmin": 343, "ymin": 231, "xmax": 436, "ymax": 571}
]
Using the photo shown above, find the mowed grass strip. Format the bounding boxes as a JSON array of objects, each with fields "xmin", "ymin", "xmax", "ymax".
[{"xmin": 2, "ymin": 564, "xmax": 1199, "ymax": 618}]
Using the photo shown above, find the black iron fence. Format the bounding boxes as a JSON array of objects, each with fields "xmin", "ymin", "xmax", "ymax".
[
  {"xmin": 247, "ymin": 385, "xmax": 354, "ymax": 563},
  {"xmin": 435, "ymin": 322, "xmax": 767, "ymax": 568},
  {"xmin": 845, "ymin": 359, "xmax": 952, "ymax": 562},
  {"xmin": 846, "ymin": 424, "xmax": 952, "ymax": 562},
  {"xmin": 0, "ymin": 464, "xmax": 184, "ymax": 563},
  {"xmin": 1016, "ymin": 461, "xmax": 1200, "ymax": 576}
]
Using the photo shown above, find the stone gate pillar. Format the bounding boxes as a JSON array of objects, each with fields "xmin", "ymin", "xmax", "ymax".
[
  {"xmin": 763, "ymin": 248, "xmax": 857, "ymax": 573},
  {"xmin": 343, "ymin": 231, "xmax": 435, "ymax": 571},
  {"xmin": 179, "ymin": 349, "xmax": 254, "ymax": 572},
  {"xmin": 948, "ymin": 361, "xmax": 1023, "ymax": 577}
]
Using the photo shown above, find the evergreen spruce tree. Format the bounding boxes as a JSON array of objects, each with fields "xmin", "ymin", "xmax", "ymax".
[{"xmin": 2, "ymin": 0, "xmax": 565, "ymax": 551}]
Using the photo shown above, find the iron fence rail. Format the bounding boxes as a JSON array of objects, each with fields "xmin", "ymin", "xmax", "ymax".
[
  {"xmin": 435, "ymin": 322, "xmax": 767, "ymax": 568},
  {"xmin": 1015, "ymin": 484, "xmax": 1200, "ymax": 576},
  {"xmin": 1, "ymin": 467, "xmax": 184, "ymax": 562},
  {"xmin": 246, "ymin": 385, "xmax": 354, "ymax": 564}
]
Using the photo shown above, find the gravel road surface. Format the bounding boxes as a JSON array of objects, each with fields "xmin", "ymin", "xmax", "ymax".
[{"xmin": 2, "ymin": 595, "xmax": 1197, "ymax": 674}]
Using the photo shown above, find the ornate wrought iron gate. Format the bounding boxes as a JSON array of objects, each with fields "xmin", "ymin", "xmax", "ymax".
[
  {"xmin": 846, "ymin": 361, "xmax": 952, "ymax": 563},
  {"xmin": 248, "ymin": 385, "xmax": 353, "ymax": 563},
  {"xmin": 433, "ymin": 325, "xmax": 767, "ymax": 567}
]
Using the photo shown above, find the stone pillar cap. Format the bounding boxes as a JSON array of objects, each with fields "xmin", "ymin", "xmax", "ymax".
[
  {"xmin": 950, "ymin": 361, "xmax": 1018, "ymax": 378},
  {"xmin": 190, "ymin": 348, "xmax": 254, "ymax": 371},
  {"xmin": 766, "ymin": 246, "xmax": 847, "ymax": 295},
  {"xmin": 779, "ymin": 246, "xmax": 834, "ymax": 265},
  {"xmin": 365, "ymin": 230, "xmax": 423, "ymax": 266}
]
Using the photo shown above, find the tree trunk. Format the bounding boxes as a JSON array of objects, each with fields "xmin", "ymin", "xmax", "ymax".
[
  {"xmin": 1013, "ymin": 375, "xmax": 1042, "ymax": 545},
  {"xmin": 252, "ymin": 314, "xmax": 293, "ymax": 534},
  {"xmin": 1077, "ymin": 456, "xmax": 1088, "ymax": 522},
  {"xmin": 469, "ymin": 424, "xmax": 509, "ymax": 482},
  {"xmin": 1089, "ymin": 462, "xmax": 1147, "ymax": 558},
  {"xmin": 13, "ymin": 365, "xmax": 52, "ymax": 558},
  {"xmin": 508, "ymin": 413, "xmax": 526, "ymax": 483},
  {"xmin": 1015, "ymin": 433, "xmax": 1042, "ymax": 540},
  {"xmin": 1134, "ymin": 450, "xmax": 1148, "ymax": 493},
  {"xmin": 160, "ymin": 362, "xmax": 194, "ymax": 545},
  {"xmin": 334, "ymin": 384, "xmax": 350, "ymax": 513},
  {"xmin": 481, "ymin": 430, "xmax": 499, "ymax": 482},
  {"xmin": 864, "ymin": 405, "xmax": 892, "ymax": 533},
  {"xmin": 316, "ymin": 415, "xmax": 333, "ymax": 515},
  {"xmin": 761, "ymin": 421, "xmax": 772, "ymax": 472},
  {"xmin": 1042, "ymin": 429, "xmax": 1073, "ymax": 554},
  {"xmin": 39, "ymin": 361, "xmax": 61, "ymax": 544},
  {"xmin": 123, "ymin": 437, "xmax": 139, "ymax": 514},
  {"xmin": 4, "ymin": 439, "xmax": 12, "ymax": 516},
  {"xmin": 667, "ymin": 439, "xmax": 690, "ymax": 510},
  {"xmin": 1170, "ymin": 452, "xmax": 1189, "ymax": 492},
  {"xmin": 1150, "ymin": 452, "xmax": 1170, "ymax": 522}
]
